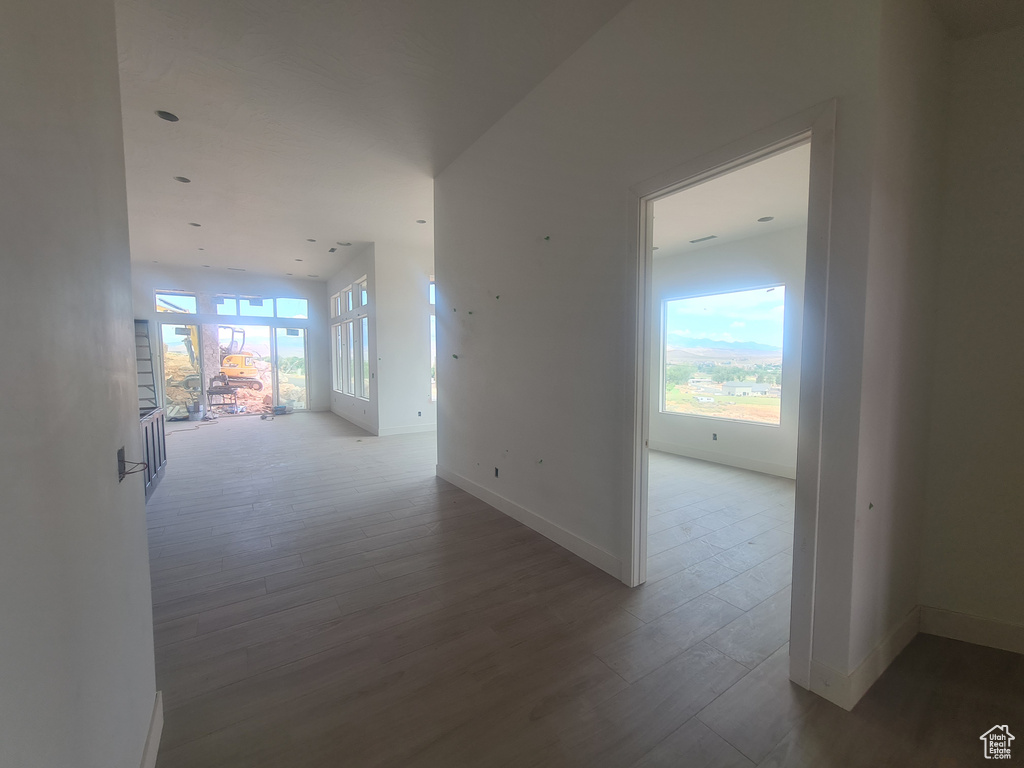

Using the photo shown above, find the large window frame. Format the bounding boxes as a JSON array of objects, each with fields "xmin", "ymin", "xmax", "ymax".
[
  {"xmin": 331, "ymin": 276, "xmax": 370, "ymax": 399},
  {"xmin": 661, "ymin": 284, "xmax": 786, "ymax": 426}
]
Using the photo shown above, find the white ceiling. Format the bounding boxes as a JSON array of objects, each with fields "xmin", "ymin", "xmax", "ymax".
[
  {"xmin": 653, "ymin": 143, "xmax": 811, "ymax": 257},
  {"xmin": 115, "ymin": 0, "xmax": 633, "ymax": 279}
]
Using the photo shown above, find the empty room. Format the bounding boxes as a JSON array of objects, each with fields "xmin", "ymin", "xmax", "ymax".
[{"xmin": 3, "ymin": 1, "xmax": 1024, "ymax": 767}]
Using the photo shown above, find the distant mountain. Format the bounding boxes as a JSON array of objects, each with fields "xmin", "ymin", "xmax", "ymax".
[{"xmin": 668, "ymin": 337, "xmax": 781, "ymax": 352}]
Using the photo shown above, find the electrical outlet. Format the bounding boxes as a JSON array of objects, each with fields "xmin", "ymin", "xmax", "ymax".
[
  {"xmin": 117, "ymin": 446, "xmax": 126, "ymax": 482},
  {"xmin": 495, "ymin": 467, "xmax": 499, "ymax": 478},
  {"xmin": 712, "ymin": 433, "xmax": 718, "ymax": 441},
  {"xmin": 417, "ymin": 411, "xmax": 422, "ymax": 417}
]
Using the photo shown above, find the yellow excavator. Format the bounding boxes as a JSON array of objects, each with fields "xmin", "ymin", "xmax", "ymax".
[
  {"xmin": 177, "ymin": 325, "xmax": 264, "ymax": 391},
  {"xmin": 212, "ymin": 326, "xmax": 264, "ymax": 391}
]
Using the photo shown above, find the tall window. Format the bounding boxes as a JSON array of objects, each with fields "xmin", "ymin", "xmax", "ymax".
[
  {"xmin": 429, "ymin": 278, "xmax": 436, "ymax": 402},
  {"xmin": 331, "ymin": 278, "xmax": 370, "ymax": 399},
  {"xmin": 662, "ymin": 285, "xmax": 785, "ymax": 425}
]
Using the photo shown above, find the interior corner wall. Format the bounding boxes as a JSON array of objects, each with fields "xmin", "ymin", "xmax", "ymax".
[
  {"xmin": 374, "ymin": 241, "xmax": 437, "ymax": 436},
  {"xmin": 436, "ymin": 0, "xmax": 883, "ymax": 674},
  {"xmin": 0, "ymin": 1, "xmax": 157, "ymax": 766},
  {"xmin": 649, "ymin": 227, "xmax": 807, "ymax": 478},
  {"xmin": 846, "ymin": 0, "xmax": 949, "ymax": 678},
  {"xmin": 921, "ymin": 25, "xmax": 1024, "ymax": 632},
  {"xmin": 326, "ymin": 241, "xmax": 435, "ymax": 437},
  {"xmin": 327, "ymin": 245, "xmax": 379, "ymax": 434},
  {"xmin": 131, "ymin": 264, "xmax": 332, "ymax": 412}
]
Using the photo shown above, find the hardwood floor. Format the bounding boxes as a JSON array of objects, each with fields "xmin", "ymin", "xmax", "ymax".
[{"xmin": 150, "ymin": 413, "xmax": 1023, "ymax": 767}]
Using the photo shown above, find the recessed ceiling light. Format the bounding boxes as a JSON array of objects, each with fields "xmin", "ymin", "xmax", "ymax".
[
  {"xmin": 202, "ymin": 265, "xmax": 210, "ymax": 268},
  {"xmin": 228, "ymin": 267, "xmax": 245, "ymax": 271},
  {"xmin": 156, "ymin": 110, "xmax": 179, "ymax": 122},
  {"xmin": 337, "ymin": 242, "xmax": 352, "ymax": 246},
  {"xmin": 328, "ymin": 247, "xmax": 337, "ymax": 253},
  {"xmin": 286, "ymin": 272, "xmax": 293, "ymax": 275},
  {"xmin": 174, "ymin": 176, "xmax": 191, "ymax": 183},
  {"xmin": 198, "ymin": 248, "xmax": 205, "ymax": 251},
  {"xmin": 757, "ymin": 216, "xmax": 775, "ymax": 223},
  {"xmin": 295, "ymin": 258, "xmax": 303, "ymax": 262},
  {"xmin": 307, "ymin": 274, "xmax": 319, "ymax": 278},
  {"xmin": 307, "ymin": 238, "xmax": 316, "ymax": 242},
  {"xmin": 189, "ymin": 222, "xmax": 201, "ymax": 227},
  {"xmin": 416, "ymin": 220, "xmax": 427, "ymax": 224},
  {"xmin": 653, "ymin": 247, "xmax": 660, "ymax": 251},
  {"xmin": 689, "ymin": 235, "xmax": 717, "ymax": 244}
]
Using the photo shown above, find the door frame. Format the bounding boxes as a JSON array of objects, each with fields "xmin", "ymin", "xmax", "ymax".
[
  {"xmin": 272, "ymin": 326, "xmax": 310, "ymax": 410},
  {"xmin": 627, "ymin": 101, "xmax": 837, "ymax": 690}
]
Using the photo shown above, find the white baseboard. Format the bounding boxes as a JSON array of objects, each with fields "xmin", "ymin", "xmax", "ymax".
[
  {"xmin": 919, "ymin": 606, "xmax": 1024, "ymax": 655},
  {"xmin": 435, "ymin": 465, "xmax": 623, "ymax": 581},
  {"xmin": 648, "ymin": 441, "xmax": 795, "ymax": 479},
  {"xmin": 809, "ymin": 607, "xmax": 920, "ymax": 710},
  {"xmin": 329, "ymin": 407, "xmax": 377, "ymax": 435},
  {"xmin": 140, "ymin": 691, "xmax": 163, "ymax": 768},
  {"xmin": 378, "ymin": 423, "xmax": 437, "ymax": 436}
]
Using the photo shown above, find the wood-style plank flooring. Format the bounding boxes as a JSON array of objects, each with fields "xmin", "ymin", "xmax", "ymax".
[{"xmin": 149, "ymin": 412, "xmax": 1023, "ymax": 767}]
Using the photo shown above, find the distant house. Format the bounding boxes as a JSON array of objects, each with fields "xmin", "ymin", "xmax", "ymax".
[
  {"xmin": 688, "ymin": 377, "xmax": 713, "ymax": 386},
  {"xmin": 722, "ymin": 381, "xmax": 775, "ymax": 396},
  {"xmin": 722, "ymin": 381, "xmax": 753, "ymax": 396}
]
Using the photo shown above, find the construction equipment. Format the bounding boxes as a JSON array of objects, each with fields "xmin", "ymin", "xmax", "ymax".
[
  {"xmin": 212, "ymin": 326, "xmax": 264, "ymax": 391},
  {"xmin": 176, "ymin": 324, "xmax": 265, "ymax": 391}
]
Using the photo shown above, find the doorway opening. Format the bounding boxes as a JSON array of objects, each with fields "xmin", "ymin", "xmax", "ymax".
[{"xmin": 629, "ymin": 104, "xmax": 836, "ymax": 689}]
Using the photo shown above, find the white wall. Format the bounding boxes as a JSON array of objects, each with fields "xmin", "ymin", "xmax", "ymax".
[
  {"xmin": 649, "ymin": 227, "xmax": 806, "ymax": 478},
  {"xmin": 921, "ymin": 26, "xmax": 1024, "ymax": 631},
  {"xmin": 375, "ymin": 241, "xmax": 437, "ymax": 436},
  {"xmin": 436, "ymin": 0, "xmax": 884, "ymax": 681},
  {"xmin": 327, "ymin": 245, "xmax": 379, "ymax": 434},
  {"xmin": 327, "ymin": 240, "xmax": 436, "ymax": 436},
  {"xmin": 845, "ymin": 0, "xmax": 949, "ymax": 680},
  {"xmin": 0, "ymin": 1, "xmax": 158, "ymax": 765},
  {"xmin": 131, "ymin": 264, "xmax": 331, "ymax": 411}
]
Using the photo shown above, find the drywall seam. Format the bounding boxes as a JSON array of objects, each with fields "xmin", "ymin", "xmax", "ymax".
[
  {"xmin": 140, "ymin": 691, "xmax": 163, "ymax": 768},
  {"xmin": 648, "ymin": 440, "xmax": 796, "ymax": 480},
  {"xmin": 436, "ymin": 465, "xmax": 622, "ymax": 580},
  {"xmin": 810, "ymin": 606, "xmax": 920, "ymax": 710},
  {"xmin": 919, "ymin": 606, "xmax": 1024, "ymax": 655}
]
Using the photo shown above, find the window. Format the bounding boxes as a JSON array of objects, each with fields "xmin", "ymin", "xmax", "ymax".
[
  {"xmin": 331, "ymin": 283, "xmax": 370, "ymax": 399},
  {"xmin": 337, "ymin": 325, "xmax": 350, "ymax": 393},
  {"xmin": 429, "ymin": 279, "xmax": 436, "ymax": 402},
  {"xmin": 155, "ymin": 291, "xmax": 197, "ymax": 314},
  {"xmin": 215, "ymin": 295, "xmax": 238, "ymax": 315},
  {"xmin": 239, "ymin": 297, "xmax": 274, "ymax": 317},
  {"xmin": 276, "ymin": 298, "xmax": 308, "ymax": 319},
  {"xmin": 345, "ymin": 321, "xmax": 356, "ymax": 394},
  {"xmin": 662, "ymin": 285, "xmax": 785, "ymax": 425},
  {"xmin": 360, "ymin": 316, "xmax": 370, "ymax": 396}
]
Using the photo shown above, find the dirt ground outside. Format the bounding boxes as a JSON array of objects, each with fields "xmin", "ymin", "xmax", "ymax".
[{"xmin": 664, "ymin": 384, "xmax": 780, "ymax": 425}]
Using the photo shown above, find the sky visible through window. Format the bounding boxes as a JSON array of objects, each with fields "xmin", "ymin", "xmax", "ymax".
[{"xmin": 663, "ymin": 286, "xmax": 785, "ymax": 425}]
